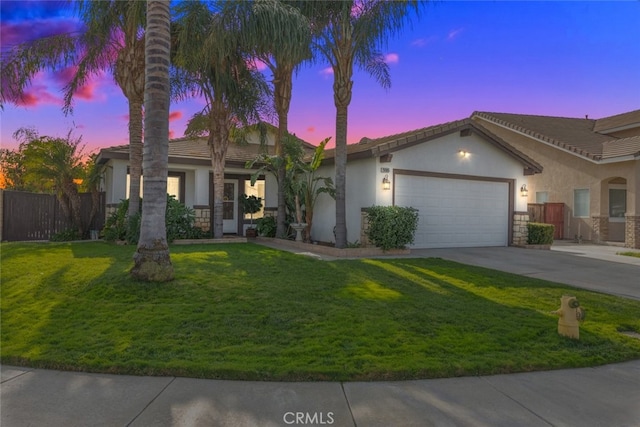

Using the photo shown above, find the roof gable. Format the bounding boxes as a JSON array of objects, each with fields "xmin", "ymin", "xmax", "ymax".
[
  {"xmin": 323, "ymin": 118, "xmax": 543, "ymax": 175},
  {"xmin": 473, "ymin": 111, "xmax": 640, "ymax": 162},
  {"xmin": 594, "ymin": 110, "xmax": 640, "ymax": 134}
]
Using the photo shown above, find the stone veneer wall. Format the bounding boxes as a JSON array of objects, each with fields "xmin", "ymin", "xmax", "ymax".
[
  {"xmin": 625, "ymin": 215, "xmax": 640, "ymax": 249},
  {"xmin": 591, "ymin": 216, "xmax": 609, "ymax": 243},
  {"xmin": 193, "ymin": 206, "xmax": 210, "ymax": 232},
  {"xmin": 105, "ymin": 204, "xmax": 119, "ymax": 219},
  {"xmin": 512, "ymin": 211, "xmax": 529, "ymax": 246}
]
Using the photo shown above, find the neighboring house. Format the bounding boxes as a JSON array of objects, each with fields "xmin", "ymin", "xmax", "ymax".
[
  {"xmin": 97, "ymin": 127, "xmax": 314, "ymax": 235},
  {"xmin": 312, "ymin": 119, "xmax": 543, "ymax": 248},
  {"xmin": 472, "ymin": 110, "xmax": 640, "ymax": 248}
]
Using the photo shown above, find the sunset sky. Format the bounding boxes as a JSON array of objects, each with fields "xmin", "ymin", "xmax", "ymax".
[{"xmin": 1, "ymin": 0, "xmax": 639, "ymax": 154}]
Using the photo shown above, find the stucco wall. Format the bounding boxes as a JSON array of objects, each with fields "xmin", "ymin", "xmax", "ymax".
[
  {"xmin": 474, "ymin": 117, "xmax": 639, "ymax": 242},
  {"xmin": 311, "ymin": 130, "xmax": 529, "ymax": 245},
  {"xmin": 312, "ymin": 159, "xmax": 376, "ymax": 244},
  {"xmin": 389, "ymin": 131, "xmax": 529, "ymax": 212}
]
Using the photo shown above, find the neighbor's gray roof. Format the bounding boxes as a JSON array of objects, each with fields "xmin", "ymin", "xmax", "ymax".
[
  {"xmin": 473, "ymin": 111, "xmax": 640, "ymax": 161},
  {"xmin": 322, "ymin": 118, "xmax": 543, "ymax": 174}
]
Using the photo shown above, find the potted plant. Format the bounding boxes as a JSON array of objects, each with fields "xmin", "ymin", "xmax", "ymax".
[{"xmin": 240, "ymin": 193, "xmax": 262, "ymax": 238}]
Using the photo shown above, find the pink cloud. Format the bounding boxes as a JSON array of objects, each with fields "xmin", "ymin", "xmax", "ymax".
[
  {"xmin": 169, "ymin": 129, "xmax": 176, "ymax": 139},
  {"xmin": 448, "ymin": 28, "xmax": 464, "ymax": 41},
  {"xmin": 14, "ymin": 84, "xmax": 60, "ymax": 107},
  {"xmin": 411, "ymin": 36, "xmax": 437, "ymax": 47},
  {"xmin": 319, "ymin": 67, "xmax": 334, "ymax": 77},
  {"xmin": 248, "ymin": 58, "xmax": 268, "ymax": 72},
  {"xmin": 384, "ymin": 53, "xmax": 399, "ymax": 64},
  {"xmin": 307, "ymin": 126, "xmax": 315, "ymax": 133},
  {"xmin": 169, "ymin": 111, "xmax": 183, "ymax": 122}
]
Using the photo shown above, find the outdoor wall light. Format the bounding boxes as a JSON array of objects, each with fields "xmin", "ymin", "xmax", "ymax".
[
  {"xmin": 520, "ymin": 184, "xmax": 529, "ymax": 197},
  {"xmin": 459, "ymin": 150, "xmax": 469, "ymax": 158},
  {"xmin": 382, "ymin": 174, "xmax": 391, "ymax": 190}
]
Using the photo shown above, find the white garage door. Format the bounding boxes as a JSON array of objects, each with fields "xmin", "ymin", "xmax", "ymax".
[{"xmin": 395, "ymin": 175, "xmax": 509, "ymax": 248}]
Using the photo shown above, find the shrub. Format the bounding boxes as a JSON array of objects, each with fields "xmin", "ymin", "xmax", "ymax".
[
  {"xmin": 527, "ymin": 222, "xmax": 555, "ymax": 245},
  {"xmin": 50, "ymin": 228, "xmax": 81, "ymax": 242},
  {"xmin": 165, "ymin": 195, "xmax": 206, "ymax": 241},
  {"xmin": 103, "ymin": 196, "xmax": 205, "ymax": 244},
  {"xmin": 256, "ymin": 216, "xmax": 276, "ymax": 237},
  {"xmin": 102, "ymin": 199, "xmax": 135, "ymax": 243},
  {"xmin": 365, "ymin": 205, "xmax": 419, "ymax": 250}
]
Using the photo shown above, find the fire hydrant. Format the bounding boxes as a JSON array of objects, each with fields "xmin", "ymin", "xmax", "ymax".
[{"xmin": 552, "ymin": 295, "xmax": 585, "ymax": 339}]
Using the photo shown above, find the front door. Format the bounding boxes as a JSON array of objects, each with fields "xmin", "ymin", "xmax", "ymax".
[{"xmin": 223, "ymin": 180, "xmax": 237, "ymax": 233}]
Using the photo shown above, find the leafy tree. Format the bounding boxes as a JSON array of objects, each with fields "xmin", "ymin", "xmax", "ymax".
[
  {"xmin": 131, "ymin": 0, "xmax": 174, "ymax": 282},
  {"xmin": 172, "ymin": 0, "xmax": 270, "ymax": 238},
  {"xmin": 0, "ymin": 0, "xmax": 147, "ymax": 225},
  {"xmin": 311, "ymin": 0, "xmax": 422, "ymax": 247}
]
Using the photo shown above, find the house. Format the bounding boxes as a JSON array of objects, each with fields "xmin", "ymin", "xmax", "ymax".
[
  {"xmin": 472, "ymin": 110, "xmax": 640, "ymax": 248},
  {"xmin": 97, "ymin": 127, "xmax": 314, "ymax": 236},
  {"xmin": 311, "ymin": 119, "xmax": 543, "ymax": 248}
]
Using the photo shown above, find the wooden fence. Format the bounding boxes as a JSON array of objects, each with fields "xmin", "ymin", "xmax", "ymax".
[{"xmin": 1, "ymin": 190, "xmax": 105, "ymax": 242}]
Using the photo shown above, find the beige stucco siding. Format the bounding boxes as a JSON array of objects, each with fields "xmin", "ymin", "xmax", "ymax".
[{"xmin": 474, "ymin": 117, "xmax": 639, "ymax": 241}]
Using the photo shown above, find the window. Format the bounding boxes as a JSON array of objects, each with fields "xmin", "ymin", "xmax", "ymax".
[
  {"xmin": 573, "ymin": 189, "xmax": 590, "ymax": 218},
  {"xmin": 126, "ymin": 172, "xmax": 184, "ymax": 203},
  {"xmin": 244, "ymin": 179, "xmax": 265, "ymax": 219},
  {"xmin": 609, "ymin": 188, "xmax": 626, "ymax": 220},
  {"xmin": 535, "ymin": 191, "xmax": 548, "ymax": 204}
]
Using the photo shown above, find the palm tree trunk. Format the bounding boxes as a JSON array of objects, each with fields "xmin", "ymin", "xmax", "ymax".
[
  {"xmin": 131, "ymin": 0, "xmax": 174, "ymax": 282},
  {"xmin": 61, "ymin": 180, "xmax": 84, "ymax": 237},
  {"xmin": 274, "ymin": 65, "xmax": 293, "ymax": 239},
  {"xmin": 209, "ymin": 102, "xmax": 230, "ymax": 239},
  {"xmin": 333, "ymin": 65, "xmax": 353, "ymax": 249},
  {"xmin": 127, "ymin": 98, "xmax": 143, "ymax": 221}
]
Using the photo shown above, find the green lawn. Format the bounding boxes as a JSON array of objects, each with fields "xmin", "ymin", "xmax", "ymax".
[
  {"xmin": 2, "ymin": 242, "xmax": 640, "ymax": 381},
  {"xmin": 618, "ymin": 251, "xmax": 640, "ymax": 258}
]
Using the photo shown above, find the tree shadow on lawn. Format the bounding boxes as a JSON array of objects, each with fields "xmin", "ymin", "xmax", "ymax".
[
  {"xmin": 3, "ymin": 242, "xmax": 640, "ymax": 381},
  {"xmin": 338, "ymin": 257, "xmax": 640, "ymax": 375}
]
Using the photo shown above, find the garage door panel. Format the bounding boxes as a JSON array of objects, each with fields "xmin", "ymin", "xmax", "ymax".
[{"xmin": 395, "ymin": 175, "xmax": 509, "ymax": 248}]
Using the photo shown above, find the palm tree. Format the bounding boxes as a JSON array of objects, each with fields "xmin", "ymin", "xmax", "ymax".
[
  {"xmin": 172, "ymin": 1, "xmax": 270, "ymax": 238},
  {"xmin": 0, "ymin": 1, "xmax": 146, "ymax": 226},
  {"xmin": 131, "ymin": 0, "xmax": 174, "ymax": 282},
  {"xmin": 229, "ymin": 0, "xmax": 313, "ymax": 238},
  {"xmin": 312, "ymin": 0, "xmax": 422, "ymax": 248}
]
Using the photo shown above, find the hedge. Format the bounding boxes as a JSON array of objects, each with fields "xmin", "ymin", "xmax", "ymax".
[{"xmin": 527, "ymin": 222, "xmax": 555, "ymax": 245}]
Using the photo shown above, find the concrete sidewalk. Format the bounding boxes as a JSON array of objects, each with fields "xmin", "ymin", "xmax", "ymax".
[{"xmin": 2, "ymin": 361, "xmax": 639, "ymax": 426}]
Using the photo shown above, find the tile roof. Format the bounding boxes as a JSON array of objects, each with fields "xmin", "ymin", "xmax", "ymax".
[
  {"xmin": 473, "ymin": 111, "xmax": 640, "ymax": 161},
  {"xmin": 601, "ymin": 136, "xmax": 640, "ymax": 159},
  {"xmin": 323, "ymin": 118, "xmax": 543, "ymax": 174},
  {"xmin": 593, "ymin": 110, "xmax": 640, "ymax": 133},
  {"xmin": 98, "ymin": 137, "xmax": 277, "ymax": 166}
]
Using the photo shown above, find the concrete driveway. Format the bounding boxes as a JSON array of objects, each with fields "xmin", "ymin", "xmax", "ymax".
[{"xmin": 410, "ymin": 243, "xmax": 640, "ymax": 300}]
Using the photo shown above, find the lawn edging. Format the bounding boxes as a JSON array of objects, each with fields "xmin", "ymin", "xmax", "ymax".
[{"xmin": 255, "ymin": 236, "xmax": 410, "ymax": 257}]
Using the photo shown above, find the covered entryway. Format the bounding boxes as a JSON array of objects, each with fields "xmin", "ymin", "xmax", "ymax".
[{"xmin": 394, "ymin": 173, "xmax": 511, "ymax": 248}]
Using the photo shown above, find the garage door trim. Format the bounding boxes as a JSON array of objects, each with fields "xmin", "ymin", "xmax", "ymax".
[{"xmin": 393, "ymin": 169, "xmax": 515, "ymax": 246}]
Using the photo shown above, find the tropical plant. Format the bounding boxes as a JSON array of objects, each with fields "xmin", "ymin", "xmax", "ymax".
[
  {"xmin": 311, "ymin": 0, "xmax": 422, "ymax": 247},
  {"xmin": 290, "ymin": 137, "xmax": 335, "ymax": 242},
  {"xmin": 228, "ymin": 0, "xmax": 314, "ymax": 239},
  {"xmin": 256, "ymin": 216, "xmax": 277, "ymax": 237},
  {"xmin": 131, "ymin": 0, "xmax": 174, "ymax": 282},
  {"xmin": 0, "ymin": 1, "xmax": 147, "ymax": 224},
  {"xmin": 172, "ymin": 0, "xmax": 271, "ymax": 239}
]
